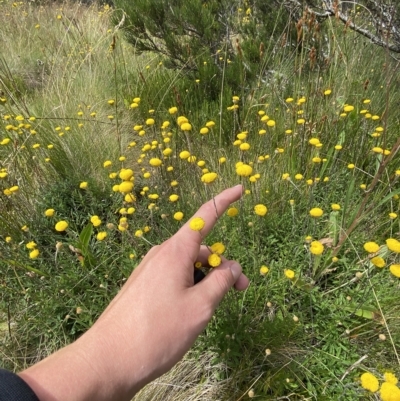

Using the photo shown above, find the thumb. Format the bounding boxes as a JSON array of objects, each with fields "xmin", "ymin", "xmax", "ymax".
[{"xmin": 197, "ymin": 260, "xmax": 243, "ymax": 310}]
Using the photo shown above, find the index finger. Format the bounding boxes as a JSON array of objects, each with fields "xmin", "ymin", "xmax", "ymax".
[{"xmin": 176, "ymin": 184, "xmax": 243, "ymax": 246}]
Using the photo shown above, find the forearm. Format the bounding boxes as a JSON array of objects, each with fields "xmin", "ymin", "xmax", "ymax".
[{"xmin": 18, "ymin": 327, "xmax": 144, "ymax": 401}]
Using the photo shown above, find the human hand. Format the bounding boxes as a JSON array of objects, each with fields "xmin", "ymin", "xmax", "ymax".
[{"xmin": 19, "ymin": 185, "xmax": 249, "ymax": 401}]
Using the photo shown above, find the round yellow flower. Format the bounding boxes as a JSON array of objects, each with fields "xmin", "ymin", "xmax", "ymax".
[
  {"xmin": 55, "ymin": 220, "xmax": 69, "ymax": 232},
  {"xmin": 380, "ymin": 382, "xmax": 400, "ymax": 401},
  {"xmin": 26, "ymin": 241, "xmax": 37, "ymax": 250},
  {"xmin": 371, "ymin": 256, "xmax": 385, "ymax": 268},
  {"xmin": 79, "ymin": 181, "xmax": 88, "ymax": 189},
  {"xmin": 360, "ymin": 372, "xmax": 379, "ymax": 393},
  {"xmin": 96, "ymin": 231, "xmax": 107, "ymax": 241},
  {"xmin": 201, "ymin": 172, "xmax": 218, "ymax": 184},
  {"xmin": 177, "ymin": 116, "xmax": 188, "ymax": 126},
  {"xmin": 390, "ymin": 264, "xmax": 400, "ymax": 278},
  {"xmin": 179, "ymin": 150, "xmax": 190, "ymax": 159},
  {"xmin": 343, "ymin": 105, "xmax": 355, "ymax": 112},
  {"xmin": 119, "ymin": 181, "xmax": 134, "ymax": 194},
  {"xmin": 384, "ymin": 372, "xmax": 398, "ymax": 385},
  {"xmin": 331, "ymin": 204, "xmax": 341, "ymax": 211},
  {"xmin": 90, "ymin": 216, "xmax": 102, "ymax": 227},
  {"xmin": 284, "ymin": 269, "xmax": 295, "ymax": 279},
  {"xmin": 145, "ymin": 118, "xmax": 155, "ymax": 126},
  {"xmin": 364, "ymin": 241, "xmax": 380, "ymax": 253},
  {"xmin": 149, "ymin": 158, "xmax": 162, "ymax": 167},
  {"xmin": 119, "ymin": 169, "xmax": 134, "ymax": 180},
  {"xmin": 386, "ymin": 238, "xmax": 400, "ymax": 253},
  {"xmin": 254, "ymin": 204, "xmax": 267, "ymax": 216},
  {"xmin": 168, "ymin": 106, "xmax": 178, "ymax": 114},
  {"xmin": 103, "ymin": 160, "xmax": 112, "ymax": 168},
  {"xmin": 189, "ymin": 217, "xmax": 205, "ymax": 231},
  {"xmin": 44, "ymin": 208, "xmax": 55, "ymax": 217},
  {"xmin": 310, "ymin": 241, "xmax": 324, "ymax": 255},
  {"xmin": 309, "ymin": 208, "xmax": 323, "ymax": 218},
  {"xmin": 180, "ymin": 122, "xmax": 192, "ymax": 131},
  {"xmin": 169, "ymin": 194, "xmax": 179, "ymax": 202},
  {"xmin": 125, "ymin": 193, "xmax": 136, "ymax": 203},
  {"xmin": 135, "ymin": 230, "xmax": 143, "ymax": 237},
  {"xmin": 208, "ymin": 253, "xmax": 221, "ymax": 267},
  {"xmin": 210, "ymin": 242, "xmax": 225, "ymax": 255},
  {"xmin": 227, "ymin": 207, "xmax": 239, "ymax": 217},
  {"xmin": 260, "ymin": 265, "xmax": 269, "ymax": 275},
  {"xmin": 236, "ymin": 163, "xmax": 253, "ymax": 177},
  {"xmin": 29, "ymin": 249, "xmax": 40, "ymax": 259},
  {"xmin": 173, "ymin": 211, "xmax": 184, "ymax": 221}
]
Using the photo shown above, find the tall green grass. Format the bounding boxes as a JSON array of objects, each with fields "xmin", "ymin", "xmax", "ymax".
[{"xmin": 1, "ymin": 1, "xmax": 400, "ymax": 400}]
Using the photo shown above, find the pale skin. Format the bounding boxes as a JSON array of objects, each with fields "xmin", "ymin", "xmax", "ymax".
[{"xmin": 19, "ymin": 185, "xmax": 249, "ymax": 401}]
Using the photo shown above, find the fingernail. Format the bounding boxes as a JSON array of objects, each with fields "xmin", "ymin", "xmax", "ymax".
[{"xmin": 229, "ymin": 262, "xmax": 242, "ymax": 281}]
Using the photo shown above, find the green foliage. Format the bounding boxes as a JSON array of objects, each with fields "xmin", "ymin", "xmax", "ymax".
[{"xmin": 1, "ymin": 1, "xmax": 400, "ymax": 400}]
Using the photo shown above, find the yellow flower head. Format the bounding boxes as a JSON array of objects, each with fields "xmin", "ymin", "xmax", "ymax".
[
  {"xmin": 343, "ymin": 105, "xmax": 355, "ymax": 112},
  {"xmin": 210, "ymin": 242, "xmax": 225, "ymax": 255},
  {"xmin": 26, "ymin": 241, "xmax": 37, "ymax": 250},
  {"xmin": 201, "ymin": 172, "xmax": 218, "ymax": 184},
  {"xmin": 310, "ymin": 241, "xmax": 324, "ymax": 255},
  {"xmin": 254, "ymin": 204, "xmax": 267, "ymax": 216},
  {"xmin": 96, "ymin": 231, "xmax": 107, "ymax": 241},
  {"xmin": 189, "ymin": 217, "xmax": 205, "ymax": 231},
  {"xmin": 119, "ymin": 169, "xmax": 134, "ymax": 180},
  {"xmin": 260, "ymin": 265, "xmax": 269, "ymax": 275},
  {"xmin": 55, "ymin": 220, "xmax": 69, "ymax": 232},
  {"xmin": 103, "ymin": 160, "xmax": 112, "ymax": 168},
  {"xmin": 331, "ymin": 204, "xmax": 341, "ymax": 211},
  {"xmin": 29, "ymin": 249, "xmax": 40, "ymax": 259},
  {"xmin": 179, "ymin": 150, "xmax": 190, "ymax": 159},
  {"xmin": 208, "ymin": 253, "xmax": 221, "ymax": 267},
  {"xmin": 386, "ymin": 238, "xmax": 400, "ymax": 253},
  {"xmin": 363, "ymin": 241, "xmax": 380, "ymax": 253},
  {"xmin": 360, "ymin": 372, "xmax": 379, "ymax": 393},
  {"xmin": 390, "ymin": 264, "xmax": 400, "ymax": 278},
  {"xmin": 180, "ymin": 122, "xmax": 192, "ymax": 131},
  {"xmin": 380, "ymin": 382, "xmax": 400, "ymax": 401},
  {"xmin": 149, "ymin": 158, "xmax": 162, "ymax": 167},
  {"xmin": 79, "ymin": 181, "xmax": 88, "ymax": 189},
  {"xmin": 371, "ymin": 256, "xmax": 385, "ymax": 268},
  {"xmin": 168, "ymin": 194, "xmax": 179, "ymax": 202},
  {"xmin": 236, "ymin": 163, "xmax": 253, "ymax": 177},
  {"xmin": 227, "ymin": 207, "xmax": 239, "ymax": 217},
  {"xmin": 90, "ymin": 216, "xmax": 102, "ymax": 227},
  {"xmin": 119, "ymin": 181, "xmax": 134, "ymax": 194},
  {"xmin": 384, "ymin": 372, "xmax": 398, "ymax": 385},
  {"xmin": 173, "ymin": 211, "xmax": 184, "ymax": 221},
  {"xmin": 45, "ymin": 208, "xmax": 55, "ymax": 217},
  {"xmin": 309, "ymin": 207, "xmax": 323, "ymax": 218},
  {"xmin": 284, "ymin": 269, "xmax": 295, "ymax": 279}
]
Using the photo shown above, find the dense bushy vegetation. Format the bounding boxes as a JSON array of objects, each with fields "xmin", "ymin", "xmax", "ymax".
[{"xmin": 1, "ymin": 1, "xmax": 400, "ymax": 400}]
